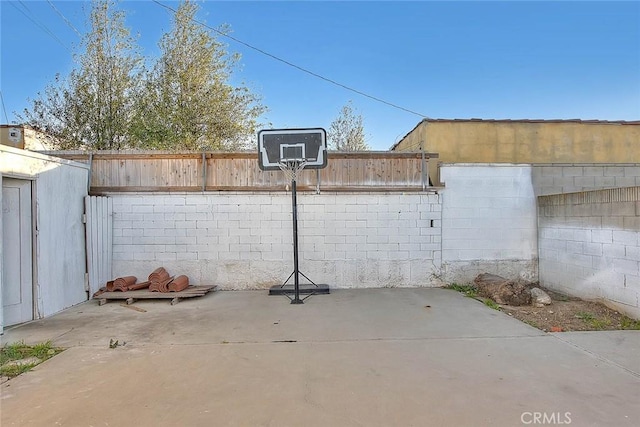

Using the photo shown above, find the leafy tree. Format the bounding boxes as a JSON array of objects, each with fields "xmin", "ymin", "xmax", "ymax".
[
  {"xmin": 132, "ymin": 0, "xmax": 266, "ymax": 150},
  {"xmin": 19, "ymin": 0, "xmax": 142, "ymax": 150},
  {"xmin": 327, "ymin": 101, "xmax": 369, "ymax": 151}
]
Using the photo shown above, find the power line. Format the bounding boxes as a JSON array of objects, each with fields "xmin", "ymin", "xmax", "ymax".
[
  {"xmin": 46, "ymin": 0, "xmax": 82, "ymax": 38},
  {"xmin": 9, "ymin": 1, "xmax": 69, "ymax": 51},
  {"xmin": 0, "ymin": 90, "xmax": 9, "ymax": 123},
  {"xmin": 150, "ymin": 0, "xmax": 428, "ymax": 119}
]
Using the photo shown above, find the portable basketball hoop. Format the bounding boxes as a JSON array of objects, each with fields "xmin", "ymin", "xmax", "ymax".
[{"xmin": 258, "ymin": 128, "xmax": 329, "ymax": 304}]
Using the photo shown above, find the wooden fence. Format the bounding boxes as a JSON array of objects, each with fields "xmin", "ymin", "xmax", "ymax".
[{"xmin": 43, "ymin": 151, "xmax": 440, "ymax": 194}]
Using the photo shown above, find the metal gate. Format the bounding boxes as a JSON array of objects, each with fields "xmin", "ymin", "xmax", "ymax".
[{"xmin": 85, "ymin": 196, "xmax": 113, "ymax": 297}]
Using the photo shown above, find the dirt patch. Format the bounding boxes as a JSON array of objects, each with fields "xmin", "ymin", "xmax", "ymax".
[
  {"xmin": 500, "ymin": 288, "xmax": 640, "ymax": 332},
  {"xmin": 447, "ymin": 284, "xmax": 640, "ymax": 332}
]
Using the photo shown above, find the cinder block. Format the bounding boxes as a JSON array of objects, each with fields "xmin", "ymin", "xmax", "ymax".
[
  {"xmin": 583, "ymin": 242, "xmax": 603, "ymax": 257},
  {"xmin": 592, "ymin": 229, "xmax": 613, "ymax": 243},
  {"xmin": 113, "ymin": 220, "xmax": 132, "ymax": 230},
  {"xmin": 336, "ymin": 243, "xmax": 358, "ymax": 253},
  {"xmin": 240, "ymin": 251, "xmax": 262, "ymax": 261},
  {"xmin": 574, "ymin": 176, "xmax": 596, "ymax": 189},
  {"xmin": 613, "ymin": 258, "xmax": 639, "ymax": 277},
  {"xmin": 113, "ymin": 252, "xmax": 134, "ymax": 261},
  {"xmin": 186, "ymin": 212, "xmax": 210, "ymax": 221},
  {"xmin": 612, "ymin": 202, "xmax": 636, "ymax": 217},
  {"xmin": 603, "ymin": 243, "xmax": 626, "ymax": 259},
  {"xmin": 175, "ymin": 236, "xmax": 192, "ymax": 245},
  {"xmin": 562, "ymin": 166, "xmax": 583, "ymax": 177},
  {"xmin": 143, "ymin": 228, "xmax": 165, "ymax": 237},
  {"xmin": 305, "ymin": 251, "xmax": 326, "ymax": 261},
  {"xmin": 113, "ymin": 235, "xmax": 133, "ymax": 245},
  {"xmin": 623, "ymin": 166, "xmax": 640, "ymax": 178},
  {"xmin": 552, "ymin": 176, "xmax": 575, "ymax": 189},
  {"xmin": 626, "ymin": 246, "xmax": 640, "ymax": 262},
  {"xmin": 615, "ymin": 177, "xmax": 637, "ymax": 188},
  {"xmin": 176, "ymin": 252, "xmax": 198, "ymax": 261},
  {"xmin": 122, "ymin": 228, "xmax": 143, "ymax": 237},
  {"xmin": 582, "ymin": 167, "xmax": 604, "ymax": 177},
  {"xmin": 164, "ymin": 228, "xmax": 187, "ymax": 237},
  {"xmin": 132, "ymin": 204, "xmax": 154, "ymax": 213},
  {"xmin": 623, "ymin": 216, "xmax": 640, "ymax": 229},
  {"xmin": 153, "ymin": 236, "xmax": 175, "ymax": 245},
  {"xmin": 566, "ymin": 241, "xmax": 583, "ymax": 254},
  {"xmin": 605, "ymin": 286, "xmax": 639, "ymax": 307},
  {"xmin": 218, "ymin": 251, "xmax": 240, "ymax": 260},
  {"xmin": 613, "ymin": 230, "xmax": 638, "ymax": 246},
  {"xmin": 154, "ymin": 252, "xmax": 176, "ymax": 261},
  {"xmin": 262, "ymin": 251, "xmax": 284, "ymax": 261},
  {"xmin": 603, "ymin": 166, "xmax": 625, "ymax": 177},
  {"xmin": 594, "ymin": 177, "xmax": 616, "ymax": 189},
  {"xmin": 161, "ymin": 196, "xmax": 185, "ymax": 206},
  {"xmin": 133, "ymin": 252, "xmax": 155, "ymax": 261}
]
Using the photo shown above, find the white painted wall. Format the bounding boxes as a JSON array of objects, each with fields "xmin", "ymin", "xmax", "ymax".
[
  {"xmin": 538, "ymin": 188, "xmax": 640, "ymax": 318},
  {"xmin": 439, "ymin": 164, "xmax": 539, "ymax": 284},
  {"xmin": 110, "ymin": 192, "xmax": 442, "ymax": 289},
  {"xmin": 1, "ymin": 146, "xmax": 89, "ymax": 328}
]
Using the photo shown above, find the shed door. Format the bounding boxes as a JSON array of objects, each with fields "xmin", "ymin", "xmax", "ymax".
[{"xmin": 2, "ymin": 178, "xmax": 33, "ymax": 326}]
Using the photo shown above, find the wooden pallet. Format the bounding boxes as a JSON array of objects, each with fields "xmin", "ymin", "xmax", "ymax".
[{"xmin": 95, "ymin": 285, "xmax": 216, "ymax": 306}]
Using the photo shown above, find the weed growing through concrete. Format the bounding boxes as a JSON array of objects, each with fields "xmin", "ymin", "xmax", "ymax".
[
  {"xmin": 484, "ymin": 299, "xmax": 501, "ymax": 310},
  {"xmin": 0, "ymin": 341, "xmax": 63, "ymax": 378},
  {"xmin": 575, "ymin": 312, "xmax": 613, "ymax": 330},
  {"xmin": 621, "ymin": 316, "xmax": 640, "ymax": 330},
  {"xmin": 446, "ymin": 283, "xmax": 477, "ymax": 298},
  {"xmin": 523, "ymin": 319, "xmax": 540, "ymax": 329}
]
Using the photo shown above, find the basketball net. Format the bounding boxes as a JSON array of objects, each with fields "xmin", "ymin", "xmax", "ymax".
[{"xmin": 278, "ymin": 159, "xmax": 308, "ymax": 182}]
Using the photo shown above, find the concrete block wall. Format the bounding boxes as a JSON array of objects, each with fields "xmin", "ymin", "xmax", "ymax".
[
  {"xmin": 532, "ymin": 164, "xmax": 640, "ymax": 196},
  {"xmin": 439, "ymin": 164, "xmax": 538, "ymax": 284},
  {"xmin": 111, "ymin": 193, "xmax": 442, "ymax": 290},
  {"xmin": 538, "ymin": 187, "xmax": 640, "ymax": 318}
]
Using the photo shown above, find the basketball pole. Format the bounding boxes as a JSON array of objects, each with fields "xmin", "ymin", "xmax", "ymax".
[{"xmin": 290, "ymin": 177, "xmax": 303, "ymax": 304}]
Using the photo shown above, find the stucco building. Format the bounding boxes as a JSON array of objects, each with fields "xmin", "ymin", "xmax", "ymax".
[{"xmin": 391, "ymin": 118, "xmax": 640, "ymax": 164}]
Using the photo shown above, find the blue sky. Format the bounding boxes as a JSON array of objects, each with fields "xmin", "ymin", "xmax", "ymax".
[{"xmin": 1, "ymin": 1, "xmax": 639, "ymax": 150}]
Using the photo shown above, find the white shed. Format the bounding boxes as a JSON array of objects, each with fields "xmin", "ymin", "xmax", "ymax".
[{"xmin": 1, "ymin": 146, "xmax": 90, "ymax": 332}]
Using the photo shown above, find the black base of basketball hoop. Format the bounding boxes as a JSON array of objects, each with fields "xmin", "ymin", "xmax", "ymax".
[
  {"xmin": 258, "ymin": 128, "xmax": 330, "ymax": 304},
  {"xmin": 268, "ymin": 284, "xmax": 330, "ymax": 296}
]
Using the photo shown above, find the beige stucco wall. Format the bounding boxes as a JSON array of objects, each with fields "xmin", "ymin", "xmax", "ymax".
[
  {"xmin": 394, "ymin": 120, "xmax": 640, "ymax": 164},
  {"xmin": 0, "ymin": 125, "xmax": 55, "ymax": 150},
  {"xmin": 0, "ymin": 125, "xmax": 25, "ymax": 149}
]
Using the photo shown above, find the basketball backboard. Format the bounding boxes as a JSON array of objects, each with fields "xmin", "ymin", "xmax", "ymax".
[{"xmin": 258, "ymin": 128, "xmax": 327, "ymax": 171}]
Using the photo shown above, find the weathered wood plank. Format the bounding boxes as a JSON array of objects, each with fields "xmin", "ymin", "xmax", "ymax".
[
  {"xmin": 51, "ymin": 151, "xmax": 440, "ymax": 192},
  {"xmin": 95, "ymin": 286, "xmax": 216, "ymax": 301}
]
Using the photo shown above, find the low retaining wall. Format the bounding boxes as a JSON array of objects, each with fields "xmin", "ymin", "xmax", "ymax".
[{"xmin": 538, "ymin": 187, "xmax": 640, "ymax": 318}]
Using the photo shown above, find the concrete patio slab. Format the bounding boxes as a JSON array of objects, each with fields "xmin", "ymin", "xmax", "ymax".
[
  {"xmin": 1, "ymin": 289, "xmax": 639, "ymax": 427},
  {"xmin": 553, "ymin": 330, "xmax": 640, "ymax": 375}
]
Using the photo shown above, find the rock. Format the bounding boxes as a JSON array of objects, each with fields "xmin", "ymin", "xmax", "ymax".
[
  {"xmin": 531, "ymin": 287, "xmax": 552, "ymax": 307},
  {"xmin": 1, "ymin": 357, "xmax": 42, "ymax": 368},
  {"xmin": 473, "ymin": 273, "xmax": 532, "ymax": 306}
]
